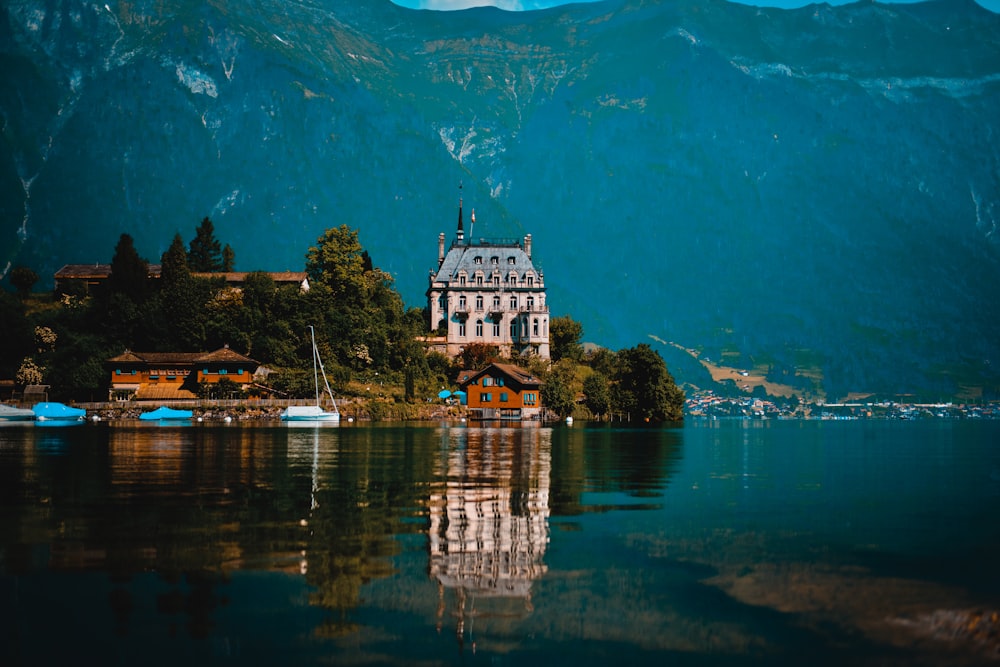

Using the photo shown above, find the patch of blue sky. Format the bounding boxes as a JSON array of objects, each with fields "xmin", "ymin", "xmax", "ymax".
[{"xmin": 391, "ymin": 0, "xmax": 1000, "ymax": 14}]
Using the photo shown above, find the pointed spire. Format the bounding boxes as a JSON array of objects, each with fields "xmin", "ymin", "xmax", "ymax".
[{"xmin": 456, "ymin": 182, "xmax": 465, "ymax": 242}]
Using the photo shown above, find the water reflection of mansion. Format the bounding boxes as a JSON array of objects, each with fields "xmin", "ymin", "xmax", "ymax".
[{"xmin": 428, "ymin": 427, "xmax": 551, "ymax": 643}]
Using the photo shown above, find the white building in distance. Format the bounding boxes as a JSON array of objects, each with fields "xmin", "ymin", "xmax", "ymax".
[{"xmin": 426, "ymin": 195, "xmax": 550, "ymax": 360}]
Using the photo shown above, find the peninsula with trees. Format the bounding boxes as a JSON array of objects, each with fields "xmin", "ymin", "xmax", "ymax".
[{"xmin": 1, "ymin": 210, "xmax": 685, "ymax": 423}]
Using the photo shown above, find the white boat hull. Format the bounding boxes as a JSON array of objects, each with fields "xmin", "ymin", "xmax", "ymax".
[{"xmin": 281, "ymin": 405, "xmax": 340, "ymax": 422}]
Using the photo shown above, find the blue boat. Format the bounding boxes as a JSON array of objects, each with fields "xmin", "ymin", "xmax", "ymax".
[
  {"xmin": 33, "ymin": 402, "xmax": 86, "ymax": 422},
  {"xmin": 139, "ymin": 406, "xmax": 194, "ymax": 421}
]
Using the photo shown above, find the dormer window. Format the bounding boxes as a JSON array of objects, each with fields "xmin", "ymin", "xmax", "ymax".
[
  {"xmin": 490, "ymin": 256, "xmax": 499, "ymax": 265},
  {"xmin": 474, "ymin": 256, "xmax": 483, "ymax": 264},
  {"xmin": 527, "ymin": 276, "xmax": 534, "ymax": 287},
  {"xmin": 507, "ymin": 256, "xmax": 516, "ymax": 265}
]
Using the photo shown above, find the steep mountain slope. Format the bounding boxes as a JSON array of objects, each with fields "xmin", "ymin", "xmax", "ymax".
[{"xmin": 2, "ymin": 0, "xmax": 999, "ymax": 398}]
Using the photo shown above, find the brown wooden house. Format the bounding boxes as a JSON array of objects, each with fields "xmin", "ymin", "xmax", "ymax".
[
  {"xmin": 458, "ymin": 362, "xmax": 542, "ymax": 421},
  {"xmin": 106, "ymin": 346, "xmax": 260, "ymax": 401}
]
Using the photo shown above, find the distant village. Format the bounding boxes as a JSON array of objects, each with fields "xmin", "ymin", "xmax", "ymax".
[{"xmin": 685, "ymin": 390, "xmax": 1000, "ymax": 420}]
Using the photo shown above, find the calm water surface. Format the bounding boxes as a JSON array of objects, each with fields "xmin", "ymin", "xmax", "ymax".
[{"xmin": 1, "ymin": 419, "xmax": 999, "ymax": 666}]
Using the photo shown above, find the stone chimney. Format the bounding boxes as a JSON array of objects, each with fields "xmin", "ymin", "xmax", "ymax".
[
  {"xmin": 438, "ymin": 232, "xmax": 446, "ymax": 267},
  {"xmin": 524, "ymin": 233, "xmax": 532, "ymax": 260}
]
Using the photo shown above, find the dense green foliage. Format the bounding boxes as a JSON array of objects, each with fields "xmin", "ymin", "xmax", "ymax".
[
  {"xmin": 9, "ymin": 266, "xmax": 38, "ymax": 299},
  {"xmin": 549, "ymin": 315, "xmax": 583, "ymax": 362},
  {"xmin": 0, "ymin": 222, "xmax": 430, "ymax": 401},
  {"xmin": 2, "ymin": 220, "xmax": 684, "ymax": 417}
]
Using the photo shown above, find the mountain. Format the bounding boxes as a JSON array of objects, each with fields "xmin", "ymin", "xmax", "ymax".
[{"xmin": 2, "ymin": 0, "xmax": 999, "ymax": 399}]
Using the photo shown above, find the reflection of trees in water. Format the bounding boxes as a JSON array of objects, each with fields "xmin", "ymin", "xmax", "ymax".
[
  {"xmin": 291, "ymin": 426, "xmax": 430, "ymax": 638},
  {"xmin": 428, "ymin": 426, "xmax": 551, "ymax": 651},
  {"xmin": 548, "ymin": 425, "xmax": 684, "ymax": 515}
]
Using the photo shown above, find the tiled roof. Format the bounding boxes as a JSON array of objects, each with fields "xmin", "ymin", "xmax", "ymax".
[
  {"xmin": 195, "ymin": 346, "xmax": 258, "ymax": 364},
  {"xmin": 459, "ymin": 362, "xmax": 541, "ymax": 389},
  {"xmin": 190, "ymin": 271, "xmax": 307, "ymax": 284},
  {"xmin": 55, "ymin": 264, "xmax": 162, "ymax": 279},
  {"xmin": 107, "ymin": 346, "xmax": 258, "ymax": 365},
  {"xmin": 107, "ymin": 351, "xmax": 198, "ymax": 364}
]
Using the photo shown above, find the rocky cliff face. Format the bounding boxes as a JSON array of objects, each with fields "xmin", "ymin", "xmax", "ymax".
[{"xmin": 2, "ymin": 0, "xmax": 999, "ymax": 397}]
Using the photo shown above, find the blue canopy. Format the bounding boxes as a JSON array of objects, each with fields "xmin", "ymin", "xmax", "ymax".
[
  {"xmin": 33, "ymin": 402, "xmax": 86, "ymax": 421},
  {"xmin": 437, "ymin": 389, "xmax": 452, "ymax": 399},
  {"xmin": 139, "ymin": 406, "xmax": 194, "ymax": 421}
]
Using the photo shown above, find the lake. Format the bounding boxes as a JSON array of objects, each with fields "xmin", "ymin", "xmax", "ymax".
[{"xmin": 1, "ymin": 419, "xmax": 998, "ymax": 666}]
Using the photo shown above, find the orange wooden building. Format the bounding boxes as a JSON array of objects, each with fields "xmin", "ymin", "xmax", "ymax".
[
  {"xmin": 458, "ymin": 362, "xmax": 542, "ymax": 421},
  {"xmin": 106, "ymin": 345, "xmax": 260, "ymax": 401}
]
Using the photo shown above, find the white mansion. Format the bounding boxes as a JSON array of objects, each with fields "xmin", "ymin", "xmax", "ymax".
[{"xmin": 426, "ymin": 197, "xmax": 550, "ymax": 359}]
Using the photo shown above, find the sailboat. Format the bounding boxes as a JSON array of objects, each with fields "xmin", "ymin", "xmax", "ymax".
[{"xmin": 281, "ymin": 326, "xmax": 341, "ymax": 423}]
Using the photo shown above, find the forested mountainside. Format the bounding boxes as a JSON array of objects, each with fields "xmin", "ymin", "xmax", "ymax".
[{"xmin": 2, "ymin": 0, "xmax": 999, "ymax": 398}]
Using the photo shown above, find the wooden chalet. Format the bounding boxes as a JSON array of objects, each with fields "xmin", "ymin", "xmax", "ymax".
[
  {"xmin": 106, "ymin": 346, "xmax": 260, "ymax": 401},
  {"xmin": 458, "ymin": 362, "xmax": 542, "ymax": 421}
]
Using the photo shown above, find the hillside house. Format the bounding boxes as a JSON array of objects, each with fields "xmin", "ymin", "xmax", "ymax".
[
  {"xmin": 425, "ymin": 195, "xmax": 550, "ymax": 360},
  {"xmin": 54, "ymin": 264, "xmax": 309, "ymax": 295},
  {"xmin": 458, "ymin": 362, "xmax": 543, "ymax": 421},
  {"xmin": 106, "ymin": 346, "xmax": 260, "ymax": 401}
]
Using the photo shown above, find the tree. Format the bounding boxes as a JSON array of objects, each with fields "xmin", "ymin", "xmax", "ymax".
[
  {"xmin": 541, "ymin": 373, "xmax": 575, "ymax": 418},
  {"xmin": 156, "ymin": 234, "xmax": 208, "ymax": 349},
  {"xmin": 222, "ymin": 243, "xmax": 235, "ymax": 271},
  {"xmin": 305, "ymin": 225, "xmax": 367, "ymax": 305},
  {"xmin": 9, "ymin": 266, "xmax": 38, "ymax": 299},
  {"xmin": 613, "ymin": 344, "xmax": 685, "ymax": 422},
  {"xmin": 582, "ymin": 371, "xmax": 611, "ymax": 419},
  {"xmin": 107, "ymin": 233, "xmax": 149, "ymax": 302},
  {"xmin": 0, "ymin": 290, "xmax": 33, "ymax": 377},
  {"xmin": 460, "ymin": 342, "xmax": 500, "ymax": 370},
  {"xmin": 550, "ymin": 315, "xmax": 583, "ymax": 362},
  {"xmin": 16, "ymin": 358, "xmax": 43, "ymax": 385},
  {"xmin": 188, "ymin": 217, "xmax": 224, "ymax": 272}
]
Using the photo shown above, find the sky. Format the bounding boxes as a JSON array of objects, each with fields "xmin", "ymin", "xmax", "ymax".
[{"xmin": 391, "ymin": 0, "xmax": 1000, "ymax": 13}]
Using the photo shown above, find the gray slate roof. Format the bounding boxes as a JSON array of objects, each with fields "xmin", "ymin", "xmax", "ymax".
[{"xmin": 433, "ymin": 241, "xmax": 538, "ymax": 284}]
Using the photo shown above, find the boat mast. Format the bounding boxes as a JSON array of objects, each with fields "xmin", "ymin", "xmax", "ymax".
[
  {"xmin": 310, "ymin": 325, "xmax": 320, "ymax": 407},
  {"xmin": 309, "ymin": 325, "xmax": 338, "ymax": 410}
]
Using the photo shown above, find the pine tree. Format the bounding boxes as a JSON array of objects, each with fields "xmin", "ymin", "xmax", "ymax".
[
  {"xmin": 188, "ymin": 217, "xmax": 223, "ymax": 272},
  {"xmin": 108, "ymin": 233, "xmax": 149, "ymax": 302},
  {"xmin": 222, "ymin": 244, "xmax": 235, "ymax": 272}
]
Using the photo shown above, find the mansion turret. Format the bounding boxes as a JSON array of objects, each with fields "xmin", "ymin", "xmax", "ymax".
[{"xmin": 426, "ymin": 197, "xmax": 550, "ymax": 360}]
